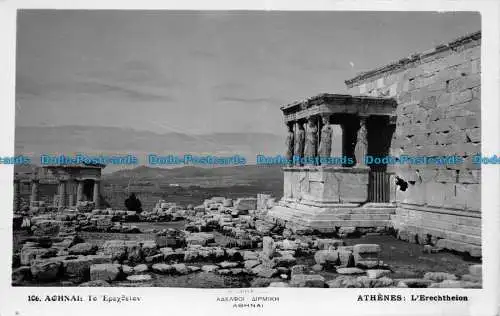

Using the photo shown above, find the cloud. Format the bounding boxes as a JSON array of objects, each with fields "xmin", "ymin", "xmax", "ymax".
[
  {"xmin": 16, "ymin": 74, "xmax": 62, "ymax": 98},
  {"xmin": 212, "ymin": 82, "xmax": 284, "ymax": 106},
  {"xmin": 217, "ymin": 96, "xmax": 281, "ymax": 106},
  {"xmin": 80, "ymin": 60, "xmax": 182, "ymax": 88},
  {"xmin": 77, "ymin": 79, "xmax": 176, "ymax": 102}
]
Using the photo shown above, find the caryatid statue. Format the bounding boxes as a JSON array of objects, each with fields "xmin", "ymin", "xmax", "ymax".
[
  {"xmin": 304, "ymin": 117, "xmax": 318, "ymax": 164},
  {"xmin": 318, "ymin": 115, "xmax": 333, "ymax": 161},
  {"xmin": 294, "ymin": 122, "xmax": 305, "ymax": 165},
  {"xmin": 285, "ymin": 122, "xmax": 294, "ymax": 165},
  {"xmin": 355, "ymin": 116, "xmax": 368, "ymax": 166}
]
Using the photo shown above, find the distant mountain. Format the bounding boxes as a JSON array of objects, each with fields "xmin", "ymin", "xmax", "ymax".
[
  {"xmin": 15, "ymin": 125, "xmax": 287, "ymax": 173},
  {"xmin": 104, "ymin": 164, "xmax": 283, "ymax": 182}
]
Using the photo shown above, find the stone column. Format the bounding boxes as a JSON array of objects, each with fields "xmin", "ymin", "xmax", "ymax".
[
  {"xmin": 58, "ymin": 180, "xmax": 67, "ymax": 208},
  {"xmin": 67, "ymin": 180, "xmax": 74, "ymax": 207},
  {"xmin": 285, "ymin": 122, "xmax": 295, "ymax": 165},
  {"xmin": 318, "ymin": 115, "xmax": 333, "ymax": 163},
  {"xmin": 14, "ymin": 178, "xmax": 21, "ymax": 212},
  {"xmin": 294, "ymin": 121, "xmax": 305, "ymax": 166},
  {"xmin": 304, "ymin": 116, "xmax": 318, "ymax": 165},
  {"xmin": 30, "ymin": 178, "xmax": 39, "ymax": 206},
  {"xmin": 77, "ymin": 180, "xmax": 84, "ymax": 202},
  {"xmin": 93, "ymin": 180, "xmax": 100, "ymax": 209},
  {"xmin": 355, "ymin": 116, "xmax": 368, "ymax": 167}
]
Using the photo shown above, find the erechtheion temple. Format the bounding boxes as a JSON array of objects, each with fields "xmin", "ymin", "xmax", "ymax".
[{"xmin": 269, "ymin": 31, "xmax": 481, "ymax": 257}]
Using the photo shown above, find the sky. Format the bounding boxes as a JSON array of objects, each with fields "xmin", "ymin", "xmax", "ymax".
[{"xmin": 16, "ymin": 10, "xmax": 480, "ymax": 136}]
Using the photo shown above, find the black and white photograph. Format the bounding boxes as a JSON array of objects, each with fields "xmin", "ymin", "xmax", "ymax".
[
  {"xmin": 10, "ymin": 9, "xmax": 485, "ymax": 289},
  {"xmin": 1, "ymin": 2, "xmax": 499, "ymax": 315}
]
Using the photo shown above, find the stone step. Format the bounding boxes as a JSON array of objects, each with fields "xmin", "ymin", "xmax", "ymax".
[
  {"xmin": 399, "ymin": 224, "xmax": 481, "ymax": 246},
  {"xmin": 393, "ymin": 215, "xmax": 481, "ymax": 238},
  {"xmin": 273, "ymin": 204, "xmax": 395, "ymax": 216},
  {"xmin": 436, "ymin": 238, "xmax": 481, "ymax": 257}
]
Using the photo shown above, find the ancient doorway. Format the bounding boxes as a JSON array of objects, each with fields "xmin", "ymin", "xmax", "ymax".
[
  {"xmin": 367, "ymin": 116, "xmax": 395, "ymax": 202},
  {"xmin": 83, "ymin": 179, "xmax": 94, "ymax": 201}
]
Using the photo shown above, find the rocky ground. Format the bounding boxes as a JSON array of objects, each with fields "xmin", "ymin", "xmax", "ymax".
[{"xmin": 12, "ymin": 196, "xmax": 482, "ymax": 288}]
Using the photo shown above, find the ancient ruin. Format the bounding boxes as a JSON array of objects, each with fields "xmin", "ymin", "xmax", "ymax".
[
  {"xmin": 11, "ymin": 31, "xmax": 482, "ymax": 289},
  {"xmin": 269, "ymin": 31, "xmax": 481, "ymax": 257},
  {"xmin": 14, "ymin": 163, "xmax": 105, "ymax": 213}
]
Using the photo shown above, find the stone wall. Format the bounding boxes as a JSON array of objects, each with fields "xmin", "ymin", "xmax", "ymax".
[
  {"xmin": 345, "ymin": 31, "xmax": 481, "ymax": 256},
  {"xmin": 283, "ymin": 167, "xmax": 369, "ymax": 204}
]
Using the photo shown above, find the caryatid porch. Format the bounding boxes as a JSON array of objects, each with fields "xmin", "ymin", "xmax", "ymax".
[{"xmin": 268, "ymin": 93, "xmax": 399, "ymax": 233}]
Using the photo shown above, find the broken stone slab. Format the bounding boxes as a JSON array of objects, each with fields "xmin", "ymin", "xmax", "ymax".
[
  {"xmin": 281, "ymin": 239, "xmax": 299, "ymax": 250},
  {"xmin": 141, "ymin": 240, "xmax": 158, "ymax": 257},
  {"xmin": 171, "ymin": 263, "xmax": 189, "ymax": 275},
  {"xmin": 79, "ymin": 280, "xmax": 111, "ymax": 287},
  {"xmin": 126, "ymin": 274, "xmax": 152, "ymax": 282},
  {"xmin": 273, "ymin": 255, "xmax": 297, "ymax": 268},
  {"xmin": 311, "ymin": 264, "xmax": 323, "ymax": 272},
  {"xmin": 469, "ymin": 264, "xmax": 482, "ymax": 277},
  {"xmin": 145, "ymin": 253, "xmax": 163, "ymax": 264},
  {"xmin": 290, "ymin": 274, "xmax": 325, "ymax": 288},
  {"xmin": 31, "ymin": 220, "xmax": 62, "ymax": 237},
  {"xmin": 20, "ymin": 247, "xmax": 58, "ymax": 265},
  {"xmin": 314, "ymin": 250, "xmax": 338, "ymax": 265},
  {"xmin": 201, "ymin": 265, "xmax": 219, "ymax": 273},
  {"xmin": 326, "ymin": 276, "xmax": 360, "ymax": 288},
  {"xmin": 86, "ymin": 254, "xmax": 113, "ymax": 265},
  {"xmin": 254, "ymin": 220, "xmax": 275, "ymax": 234},
  {"xmin": 268, "ymin": 282, "xmax": 289, "ymax": 287},
  {"xmin": 277, "ymin": 249, "xmax": 296, "ymax": 257},
  {"xmin": 316, "ymin": 239, "xmax": 345, "ymax": 250},
  {"xmin": 134, "ymin": 264, "xmax": 149, "ymax": 274},
  {"xmin": 259, "ymin": 257, "xmax": 278, "ymax": 269},
  {"xmin": 251, "ymin": 265, "xmax": 278, "ymax": 278},
  {"xmin": 336, "ymin": 267, "xmax": 365, "ymax": 275},
  {"xmin": 230, "ymin": 268, "xmax": 245, "ymax": 275},
  {"xmin": 262, "ymin": 236, "xmax": 276, "ymax": 259},
  {"xmin": 428, "ymin": 280, "xmax": 481, "ymax": 289},
  {"xmin": 183, "ymin": 250, "xmax": 200, "ymax": 262},
  {"xmin": 353, "ymin": 244, "xmax": 381, "ymax": 262},
  {"xmin": 423, "ymin": 272, "xmax": 458, "ymax": 282},
  {"xmin": 353, "ymin": 244, "xmax": 381, "ymax": 253},
  {"xmin": 461, "ymin": 274, "xmax": 481, "ymax": 283},
  {"xmin": 68, "ymin": 243, "xmax": 97, "ymax": 256},
  {"xmin": 396, "ymin": 278, "xmax": 433, "ymax": 288},
  {"xmin": 366, "ymin": 269, "xmax": 391, "ymax": 279},
  {"xmin": 243, "ymin": 251, "xmax": 258, "ymax": 261},
  {"xmin": 101, "ymin": 240, "xmax": 127, "ymax": 261},
  {"xmin": 244, "ymin": 260, "xmax": 260, "ymax": 270},
  {"xmin": 337, "ymin": 227, "xmax": 356, "ymax": 237},
  {"xmin": 356, "ymin": 260, "xmax": 381, "ymax": 269},
  {"xmin": 151, "ymin": 263, "xmax": 174, "ymax": 274},
  {"xmin": 62, "ymin": 256, "xmax": 92, "ymax": 280},
  {"xmin": 186, "ymin": 233, "xmax": 215, "ymax": 246},
  {"xmin": 12, "ymin": 266, "xmax": 31, "ymax": 284},
  {"xmin": 234, "ymin": 198, "xmax": 257, "ymax": 211},
  {"xmin": 334, "ymin": 246, "xmax": 355, "ymax": 266},
  {"xmin": 121, "ymin": 265, "xmax": 134, "ymax": 275},
  {"xmin": 290, "ymin": 264, "xmax": 308, "ymax": 277},
  {"xmin": 216, "ymin": 269, "xmax": 231, "ymax": 275},
  {"xmin": 90, "ymin": 263, "xmax": 122, "ymax": 282},
  {"xmin": 125, "ymin": 241, "xmax": 142, "ymax": 263},
  {"xmin": 31, "ymin": 261, "xmax": 61, "ymax": 282},
  {"xmin": 219, "ymin": 261, "xmax": 239, "ymax": 269},
  {"xmin": 188, "ymin": 266, "xmax": 201, "ymax": 273},
  {"xmin": 356, "ymin": 276, "xmax": 394, "ymax": 288}
]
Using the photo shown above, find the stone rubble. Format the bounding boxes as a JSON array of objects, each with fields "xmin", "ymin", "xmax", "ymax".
[{"xmin": 12, "ymin": 195, "xmax": 482, "ymax": 288}]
